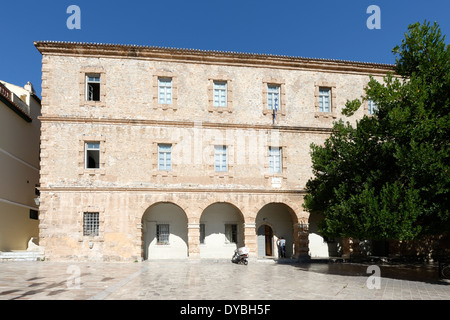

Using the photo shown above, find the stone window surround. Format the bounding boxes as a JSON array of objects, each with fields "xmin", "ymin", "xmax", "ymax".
[
  {"xmin": 314, "ymin": 81, "xmax": 337, "ymax": 119},
  {"xmin": 206, "ymin": 139, "xmax": 234, "ymax": 179},
  {"xmin": 79, "ymin": 67, "xmax": 107, "ymax": 107},
  {"xmin": 77, "ymin": 135, "xmax": 106, "ymax": 176},
  {"xmin": 264, "ymin": 144, "xmax": 288, "ymax": 181},
  {"xmin": 77, "ymin": 207, "xmax": 105, "ymax": 243},
  {"xmin": 151, "ymin": 140, "xmax": 179, "ymax": 177},
  {"xmin": 152, "ymin": 71, "xmax": 178, "ymax": 111},
  {"xmin": 208, "ymin": 75, "xmax": 233, "ymax": 113},
  {"xmin": 262, "ymin": 78, "xmax": 286, "ymax": 117}
]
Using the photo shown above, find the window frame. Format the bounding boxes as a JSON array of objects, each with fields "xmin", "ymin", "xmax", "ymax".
[
  {"xmin": 158, "ymin": 77, "xmax": 173, "ymax": 105},
  {"xmin": 269, "ymin": 146, "xmax": 282, "ymax": 173},
  {"xmin": 158, "ymin": 143, "xmax": 173, "ymax": 171},
  {"xmin": 318, "ymin": 87, "xmax": 331, "ymax": 113},
  {"xmin": 213, "ymin": 81, "xmax": 228, "ymax": 107},
  {"xmin": 214, "ymin": 145, "xmax": 228, "ymax": 172},
  {"xmin": 86, "ymin": 74, "xmax": 101, "ymax": 102},
  {"xmin": 267, "ymin": 84, "xmax": 280, "ymax": 110},
  {"xmin": 85, "ymin": 141, "xmax": 101, "ymax": 170}
]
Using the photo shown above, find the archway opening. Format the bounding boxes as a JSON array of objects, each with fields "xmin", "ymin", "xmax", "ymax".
[
  {"xmin": 256, "ymin": 203, "xmax": 296, "ymax": 258},
  {"xmin": 199, "ymin": 202, "xmax": 244, "ymax": 259},
  {"xmin": 142, "ymin": 202, "xmax": 188, "ymax": 260}
]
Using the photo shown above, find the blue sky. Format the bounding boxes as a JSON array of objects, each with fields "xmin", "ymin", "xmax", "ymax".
[{"xmin": 1, "ymin": 0, "xmax": 449, "ymax": 98}]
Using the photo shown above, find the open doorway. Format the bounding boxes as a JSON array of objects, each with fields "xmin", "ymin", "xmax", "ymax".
[{"xmin": 257, "ymin": 224, "xmax": 273, "ymax": 257}]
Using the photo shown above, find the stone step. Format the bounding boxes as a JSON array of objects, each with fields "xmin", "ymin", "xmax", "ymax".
[{"xmin": 0, "ymin": 251, "xmax": 44, "ymax": 261}]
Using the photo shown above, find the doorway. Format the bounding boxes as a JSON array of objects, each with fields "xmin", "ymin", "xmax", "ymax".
[{"xmin": 257, "ymin": 224, "xmax": 273, "ymax": 257}]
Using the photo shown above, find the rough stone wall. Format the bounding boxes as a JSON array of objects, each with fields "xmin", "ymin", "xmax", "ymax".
[{"xmin": 38, "ymin": 45, "xmax": 389, "ymax": 261}]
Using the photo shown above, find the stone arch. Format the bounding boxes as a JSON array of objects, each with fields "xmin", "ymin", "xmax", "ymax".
[
  {"xmin": 255, "ymin": 202, "xmax": 298, "ymax": 258},
  {"xmin": 199, "ymin": 201, "xmax": 245, "ymax": 259},
  {"xmin": 141, "ymin": 201, "xmax": 188, "ymax": 260}
]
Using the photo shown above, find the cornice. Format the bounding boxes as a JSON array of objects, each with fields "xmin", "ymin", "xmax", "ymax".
[
  {"xmin": 38, "ymin": 115, "xmax": 333, "ymax": 134},
  {"xmin": 34, "ymin": 41, "xmax": 395, "ymax": 76},
  {"xmin": 38, "ymin": 186, "xmax": 306, "ymax": 195}
]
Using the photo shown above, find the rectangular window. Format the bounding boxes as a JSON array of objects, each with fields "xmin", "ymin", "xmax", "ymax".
[
  {"xmin": 157, "ymin": 224, "xmax": 170, "ymax": 245},
  {"xmin": 213, "ymin": 81, "xmax": 227, "ymax": 107},
  {"xmin": 200, "ymin": 223, "xmax": 205, "ymax": 244},
  {"xmin": 214, "ymin": 145, "xmax": 228, "ymax": 172},
  {"xmin": 158, "ymin": 78, "xmax": 172, "ymax": 105},
  {"xmin": 225, "ymin": 224, "xmax": 237, "ymax": 244},
  {"xmin": 86, "ymin": 74, "xmax": 101, "ymax": 102},
  {"xmin": 85, "ymin": 142, "xmax": 100, "ymax": 169},
  {"xmin": 319, "ymin": 88, "xmax": 331, "ymax": 112},
  {"xmin": 267, "ymin": 84, "xmax": 280, "ymax": 110},
  {"xmin": 269, "ymin": 147, "xmax": 282, "ymax": 173},
  {"xmin": 158, "ymin": 144, "xmax": 172, "ymax": 171},
  {"xmin": 368, "ymin": 100, "xmax": 378, "ymax": 115},
  {"xmin": 83, "ymin": 212, "xmax": 99, "ymax": 237}
]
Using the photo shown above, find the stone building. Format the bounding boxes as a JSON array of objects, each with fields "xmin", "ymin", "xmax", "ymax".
[
  {"xmin": 0, "ymin": 80, "xmax": 41, "ymax": 254},
  {"xmin": 34, "ymin": 41, "xmax": 393, "ymax": 262}
]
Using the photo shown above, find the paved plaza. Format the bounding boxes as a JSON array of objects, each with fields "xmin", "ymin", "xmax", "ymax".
[{"xmin": 0, "ymin": 259, "xmax": 449, "ymax": 301}]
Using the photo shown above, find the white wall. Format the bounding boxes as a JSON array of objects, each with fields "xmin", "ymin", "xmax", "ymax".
[
  {"xmin": 200, "ymin": 203, "xmax": 244, "ymax": 259},
  {"xmin": 143, "ymin": 203, "xmax": 188, "ymax": 259}
]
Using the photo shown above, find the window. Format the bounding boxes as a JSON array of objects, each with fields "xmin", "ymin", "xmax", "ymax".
[
  {"xmin": 225, "ymin": 224, "xmax": 237, "ymax": 244},
  {"xmin": 319, "ymin": 88, "xmax": 331, "ymax": 112},
  {"xmin": 83, "ymin": 212, "xmax": 99, "ymax": 236},
  {"xmin": 269, "ymin": 147, "xmax": 282, "ymax": 173},
  {"xmin": 158, "ymin": 78, "xmax": 172, "ymax": 105},
  {"xmin": 29, "ymin": 209, "xmax": 39, "ymax": 220},
  {"xmin": 213, "ymin": 81, "xmax": 227, "ymax": 107},
  {"xmin": 267, "ymin": 84, "xmax": 280, "ymax": 110},
  {"xmin": 200, "ymin": 224, "xmax": 205, "ymax": 244},
  {"xmin": 86, "ymin": 74, "xmax": 101, "ymax": 101},
  {"xmin": 214, "ymin": 145, "xmax": 228, "ymax": 172},
  {"xmin": 85, "ymin": 142, "xmax": 100, "ymax": 169},
  {"xmin": 368, "ymin": 100, "xmax": 378, "ymax": 115},
  {"xmin": 158, "ymin": 144, "xmax": 172, "ymax": 171},
  {"xmin": 156, "ymin": 224, "xmax": 170, "ymax": 245}
]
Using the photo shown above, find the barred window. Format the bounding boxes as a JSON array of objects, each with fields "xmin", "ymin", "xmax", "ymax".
[
  {"xmin": 157, "ymin": 224, "xmax": 170, "ymax": 245},
  {"xmin": 83, "ymin": 212, "xmax": 99, "ymax": 236}
]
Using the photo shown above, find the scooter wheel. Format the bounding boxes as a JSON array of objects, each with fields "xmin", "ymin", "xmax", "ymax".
[{"xmin": 243, "ymin": 260, "xmax": 248, "ymax": 265}]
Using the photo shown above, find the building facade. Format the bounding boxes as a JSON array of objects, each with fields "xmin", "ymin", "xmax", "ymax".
[
  {"xmin": 34, "ymin": 41, "xmax": 392, "ymax": 262},
  {"xmin": 0, "ymin": 80, "xmax": 41, "ymax": 252}
]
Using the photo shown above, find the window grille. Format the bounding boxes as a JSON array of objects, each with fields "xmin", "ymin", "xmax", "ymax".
[
  {"xmin": 157, "ymin": 224, "xmax": 170, "ymax": 245},
  {"xmin": 83, "ymin": 212, "xmax": 99, "ymax": 236}
]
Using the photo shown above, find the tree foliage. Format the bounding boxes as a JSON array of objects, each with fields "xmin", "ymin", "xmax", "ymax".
[{"xmin": 304, "ymin": 21, "xmax": 450, "ymax": 241}]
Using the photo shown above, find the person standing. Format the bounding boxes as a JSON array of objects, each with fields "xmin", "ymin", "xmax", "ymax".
[{"xmin": 277, "ymin": 237, "xmax": 286, "ymax": 258}]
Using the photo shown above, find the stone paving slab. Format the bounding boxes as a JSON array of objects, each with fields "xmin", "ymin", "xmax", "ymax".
[{"xmin": 0, "ymin": 260, "xmax": 449, "ymax": 301}]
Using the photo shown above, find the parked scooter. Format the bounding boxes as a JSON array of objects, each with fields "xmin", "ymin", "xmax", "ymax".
[{"xmin": 232, "ymin": 247, "xmax": 249, "ymax": 265}]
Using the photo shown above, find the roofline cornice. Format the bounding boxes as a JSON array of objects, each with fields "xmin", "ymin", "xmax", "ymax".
[{"xmin": 34, "ymin": 41, "xmax": 395, "ymax": 75}]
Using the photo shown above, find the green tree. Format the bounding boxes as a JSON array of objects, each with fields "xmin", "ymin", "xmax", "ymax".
[{"xmin": 303, "ymin": 21, "xmax": 450, "ymax": 241}]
